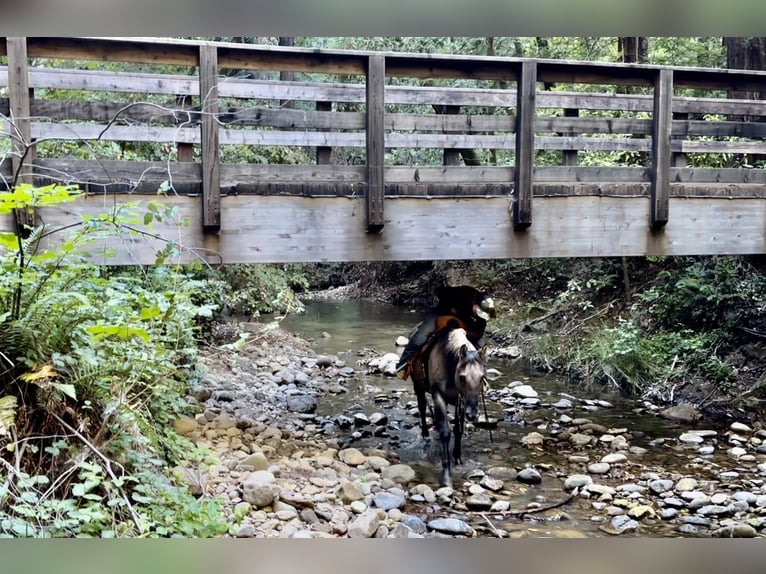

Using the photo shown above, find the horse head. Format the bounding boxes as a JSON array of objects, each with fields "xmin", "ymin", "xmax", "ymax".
[{"xmin": 455, "ymin": 341, "xmax": 486, "ymax": 422}]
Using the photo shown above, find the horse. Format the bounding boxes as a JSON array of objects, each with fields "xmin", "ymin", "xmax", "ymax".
[{"xmin": 412, "ymin": 325, "xmax": 487, "ymax": 488}]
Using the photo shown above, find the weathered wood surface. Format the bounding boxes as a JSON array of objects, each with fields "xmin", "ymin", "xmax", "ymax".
[
  {"xmin": 6, "ymin": 160, "xmax": 766, "ymax": 191},
  {"xmin": 1, "ymin": 194, "xmax": 762, "ymax": 264},
  {"xmin": 4, "ymin": 65, "xmax": 766, "ymax": 118}
]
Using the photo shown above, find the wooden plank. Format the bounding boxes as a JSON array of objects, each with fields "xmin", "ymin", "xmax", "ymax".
[
  {"xmin": 513, "ymin": 61, "xmax": 536, "ymax": 230},
  {"xmin": 315, "ymin": 101, "xmax": 332, "ymax": 164},
  {"xmin": 561, "ymin": 108, "xmax": 579, "ymax": 166},
  {"xmin": 651, "ymin": 68, "xmax": 673, "ymax": 229},
  {"xmin": 199, "ymin": 44, "xmax": 220, "ymax": 231},
  {"xmin": 9, "ymin": 194, "xmax": 764, "ymax": 265},
  {"xmin": 366, "ymin": 54, "xmax": 385, "ymax": 231},
  {"xmin": 6, "ymin": 37, "xmax": 34, "ymax": 230}
]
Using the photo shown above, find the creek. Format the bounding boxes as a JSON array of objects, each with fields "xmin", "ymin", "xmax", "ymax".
[{"xmin": 278, "ymin": 299, "xmax": 766, "ymax": 538}]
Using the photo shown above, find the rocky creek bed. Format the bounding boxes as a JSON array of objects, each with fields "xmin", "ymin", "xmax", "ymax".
[{"xmin": 177, "ymin": 322, "xmax": 766, "ymax": 538}]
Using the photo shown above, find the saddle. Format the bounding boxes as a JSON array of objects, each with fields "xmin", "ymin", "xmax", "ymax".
[{"xmin": 396, "ymin": 314, "xmax": 467, "ymax": 384}]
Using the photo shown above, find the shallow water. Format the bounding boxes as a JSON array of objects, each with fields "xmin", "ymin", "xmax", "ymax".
[{"xmin": 278, "ymin": 299, "xmax": 759, "ymax": 538}]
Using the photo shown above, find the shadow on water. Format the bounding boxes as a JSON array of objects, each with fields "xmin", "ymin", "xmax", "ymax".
[{"xmin": 278, "ymin": 299, "xmax": 725, "ymax": 538}]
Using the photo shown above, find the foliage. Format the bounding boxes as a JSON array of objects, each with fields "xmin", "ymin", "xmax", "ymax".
[{"xmin": 0, "ymin": 183, "xmax": 228, "ymax": 537}]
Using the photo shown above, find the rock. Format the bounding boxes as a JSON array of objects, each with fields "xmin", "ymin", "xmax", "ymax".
[
  {"xmin": 552, "ymin": 399, "xmax": 573, "ymax": 409},
  {"xmin": 564, "ymin": 474, "xmax": 593, "ymax": 491},
  {"xmin": 600, "ymin": 515, "xmax": 640, "ymax": 535},
  {"xmin": 727, "ymin": 446, "xmax": 747, "ymax": 458},
  {"xmin": 511, "ymin": 385, "xmax": 538, "ymax": 399},
  {"xmin": 173, "ymin": 416, "xmax": 198, "ymax": 435},
  {"xmin": 236, "ymin": 525, "xmax": 257, "ymax": 538},
  {"xmin": 648, "ymin": 479, "xmax": 675, "ymax": 495},
  {"xmin": 399, "ymin": 514, "xmax": 427, "ymax": 534},
  {"xmin": 696, "ymin": 505, "xmax": 732, "ymax": 517},
  {"xmin": 372, "ymin": 492, "xmax": 406, "ymax": 510},
  {"xmin": 241, "ymin": 452, "xmax": 269, "ymax": 471},
  {"xmin": 315, "ymin": 355, "xmax": 334, "ymax": 368},
  {"xmin": 675, "ymin": 477, "xmax": 698, "ymax": 492},
  {"xmin": 517, "ymin": 468, "xmax": 542, "ymax": 485},
  {"xmin": 569, "ymin": 433, "xmax": 593, "ymax": 447},
  {"xmin": 395, "ymin": 336, "xmax": 409, "ymax": 347},
  {"xmin": 428, "ymin": 517, "xmax": 472, "ymax": 535},
  {"xmin": 353, "ymin": 413, "xmax": 371, "ymax": 426},
  {"xmin": 601, "ymin": 453, "xmax": 627, "ymax": 464},
  {"xmin": 659, "ymin": 403, "xmax": 700, "ymax": 424},
  {"xmin": 521, "ymin": 432, "xmax": 545, "ymax": 446},
  {"xmin": 340, "ymin": 480, "xmax": 365, "ymax": 503},
  {"xmin": 241, "ymin": 470, "xmax": 278, "ymax": 508},
  {"xmin": 350, "ymin": 500, "xmax": 367, "ymax": 514},
  {"xmin": 286, "ymin": 394, "xmax": 317, "ymax": 414},
  {"xmin": 465, "ymin": 493, "xmax": 493, "ymax": 510},
  {"xmin": 713, "ymin": 524, "xmax": 757, "ymax": 538},
  {"xmin": 348, "ymin": 509, "xmax": 380, "ymax": 538},
  {"xmin": 730, "ymin": 422, "xmax": 753, "ymax": 434},
  {"xmin": 487, "ymin": 466, "xmax": 518, "ymax": 481},
  {"xmin": 660, "ymin": 508, "xmax": 679, "ymax": 520},
  {"xmin": 588, "ymin": 463, "xmax": 610, "ymax": 475},
  {"xmin": 490, "ymin": 500, "xmax": 510, "ymax": 512},
  {"xmin": 480, "ymin": 476, "xmax": 505, "ymax": 491},
  {"xmin": 366, "ymin": 455, "xmax": 391, "ymax": 471},
  {"xmin": 369, "ymin": 412, "xmax": 388, "ymax": 426},
  {"xmin": 678, "ymin": 432, "xmax": 704, "ymax": 445},
  {"xmin": 627, "ymin": 505, "xmax": 655, "ymax": 520},
  {"xmin": 382, "ymin": 464, "xmax": 416, "ymax": 484},
  {"xmin": 338, "ymin": 448, "xmax": 367, "ymax": 466}
]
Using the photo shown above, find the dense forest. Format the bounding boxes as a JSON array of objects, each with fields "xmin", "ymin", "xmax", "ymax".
[{"xmin": 0, "ymin": 37, "xmax": 765, "ymax": 537}]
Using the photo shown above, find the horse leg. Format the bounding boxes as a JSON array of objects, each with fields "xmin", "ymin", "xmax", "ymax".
[
  {"xmin": 432, "ymin": 392, "xmax": 452, "ymax": 488},
  {"xmin": 452, "ymin": 402, "xmax": 465, "ymax": 466},
  {"xmin": 415, "ymin": 385, "xmax": 430, "ymax": 440}
]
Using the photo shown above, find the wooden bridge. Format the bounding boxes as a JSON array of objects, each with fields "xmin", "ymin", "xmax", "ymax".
[{"xmin": 2, "ymin": 36, "xmax": 766, "ymax": 264}]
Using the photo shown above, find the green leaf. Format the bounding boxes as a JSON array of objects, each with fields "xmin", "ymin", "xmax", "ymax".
[{"xmin": 51, "ymin": 383, "xmax": 77, "ymax": 401}]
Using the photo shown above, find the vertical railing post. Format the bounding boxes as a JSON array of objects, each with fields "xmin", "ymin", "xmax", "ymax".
[
  {"xmin": 651, "ymin": 68, "xmax": 673, "ymax": 229},
  {"xmin": 366, "ymin": 54, "xmax": 385, "ymax": 232},
  {"xmin": 316, "ymin": 101, "xmax": 332, "ymax": 164},
  {"xmin": 513, "ymin": 60, "xmax": 537, "ymax": 231},
  {"xmin": 561, "ymin": 108, "xmax": 579, "ymax": 166},
  {"xmin": 199, "ymin": 44, "xmax": 221, "ymax": 231},
  {"xmin": 441, "ymin": 105, "xmax": 461, "ymax": 166},
  {"xmin": 6, "ymin": 37, "xmax": 35, "ymax": 231}
]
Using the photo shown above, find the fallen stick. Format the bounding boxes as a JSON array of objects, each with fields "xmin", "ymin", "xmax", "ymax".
[{"xmin": 469, "ymin": 488, "xmax": 579, "ymax": 518}]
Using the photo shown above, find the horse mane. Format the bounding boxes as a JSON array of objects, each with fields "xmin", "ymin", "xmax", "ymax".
[{"xmin": 444, "ymin": 327, "xmax": 480, "ymax": 361}]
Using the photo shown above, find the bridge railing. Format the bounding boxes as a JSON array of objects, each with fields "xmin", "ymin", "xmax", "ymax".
[{"xmin": 2, "ymin": 36, "xmax": 766, "ymax": 254}]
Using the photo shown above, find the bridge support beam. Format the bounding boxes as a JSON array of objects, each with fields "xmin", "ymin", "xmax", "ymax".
[
  {"xmin": 366, "ymin": 54, "xmax": 385, "ymax": 232},
  {"xmin": 6, "ymin": 37, "xmax": 35, "ymax": 232},
  {"xmin": 513, "ymin": 60, "xmax": 537, "ymax": 231},
  {"xmin": 199, "ymin": 44, "xmax": 221, "ymax": 232},
  {"xmin": 651, "ymin": 68, "xmax": 673, "ymax": 229}
]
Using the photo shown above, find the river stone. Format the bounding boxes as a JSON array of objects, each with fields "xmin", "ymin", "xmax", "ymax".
[
  {"xmin": 369, "ymin": 412, "xmax": 388, "ymax": 426},
  {"xmin": 696, "ymin": 505, "xmax": 732, "ymax": 516},
  {"xmin": 340, "ymin": 480, "xmax": 365, "ymax": 503},
  {"xmin": 353, "ymin": 413, "xmax": 371, "ymax": 426},
  {"xmin": 552, "ymin": 399, "xmax": 573, "ymax": 409},
  {"xmin": 350, "ymin": 500, "xmax": 367, "ymax": 514},
  {"xmin": 698, "ymin": 445, "xmax": 715, "ymax": 456},
  {"xmin": 601, "ymin": 453, "xmax": 627, "ymax": 464},
  {"xmin": 660, "ymin": 508, "xmax": 679, "ymax": 520},
  {"xmin": 569, "ymin": 433, "xmax": 593, "ymax": 447},
  {"xmin": 648, "ymin": 479, "xmax": 675, "ymax": 495},
  {"xmin": 713, "ymin": 524, "xmax": 757, "ymax": 538},
  {"xmin": 564, "ymin": 474, "xmax": 593, "ymax": 491},
  {"xmin": 710, "ymin": 493, "xmax": 730, "ymax": 505},
  {"xmin": 659, "ymin": 403, "xmax": 699, "ymax": 423},
  {"xmin": 727, "ymin": 446, "xmax": 747, "ymax": 458},
  {"xmin": 395, "ymin": 336, "xmax": 409, "ymax": 347},
  {"xmin": 366, "ymin": 455, "xmax": 391, "ymax": 471},
  {"xmin": 600, "ymin": 515, "xmax": 639, "ymax": 535},
  {"xmin": 373, "ymin": 492, "xmax": 406, "ymax": 510},
  {"xmin": 662, "ymin": 497, "xmax": 686, "ymax": 509},
  {"xmin": 241, "ymin": 452, "xmax": 269, "ymax": 471},
  {"xmin": 588, "ymin": 463, "xmax": 610, "ymax": 475},
  {"xmin": 400, "ymin": 514, "xmax": 427, "ymax": 534},
  {"xmin": 465, "ymin": 493, "xmax": 494, "ymax": 510},
  {"xmin": 511, "ymin": 385, "xmax": 538, "ymax": 399},
  {"xmin": 491, "ymin": 500, "xmax": 510, "ymax": 512},
  {"xmin": 480, "ymin": 476, "xmax": 505, "ymax": 491},
  {"xmin": 348, "ymin": 509, "xmax": 380, "ymax": 538},
  {"xmin": 678, "ymin": 432, "xmax": 704, "ymax": 445},
  {"xmin": 521, "ymin": 432, "xmax": 545, "ymax": 446},
  {"xmin": 730, "ymin": 422, "xmax": 753, "ymax": 434},
  {"xmin": 286, "ymin": 394, "xmax": 317, "ymax": 414},
  {"xmin": 517, "ymin": 468, "xmax": 542, "ymax": 485},
  {"xmin": 732, "ymin": 491, "xmax": 757, "ymax": 505},
  {"xmin": 382, "ymin": 464, "xmax": 416, "ymax": 484},
  {"xmin": 339, "ymin": 448, "xmax": 367, "ymax": 466},
  {"xmin": 627, "ymin": 505, "xmax": 655, "ymax": 520},
  {"xmin": 173, "ymin": 416, "xmax": 198, "ymax": 436},
  {"xmin": 428, "ymin": 517, "xmax": 472, "ymax": 535},
  {"xmin": 241, "ymin": 470, "xmax": 278, "ymax": 508},
  {"xmin": 487, "ymin": 466, "xmax": 517, "ymax": 481},
  {"xmin": 675, "ymin": 477, "xmax": 698, "ymax": 492}
]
